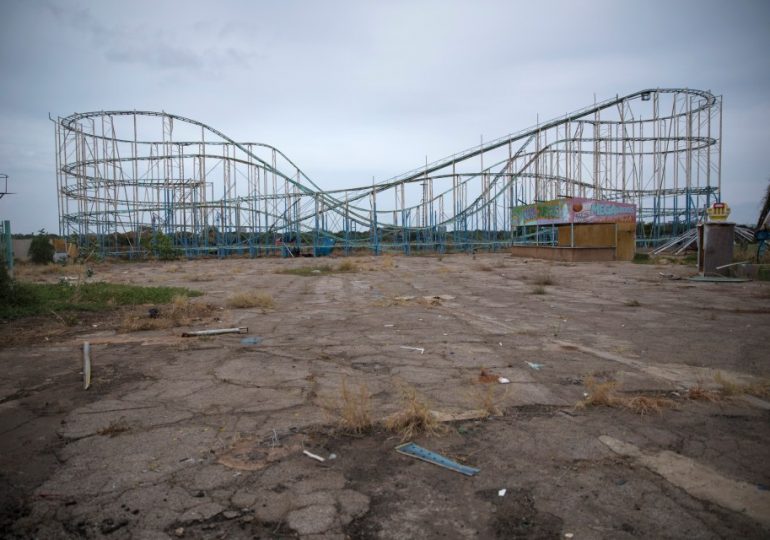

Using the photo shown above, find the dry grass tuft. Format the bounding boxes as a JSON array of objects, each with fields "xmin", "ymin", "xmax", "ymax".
[
  {"xmin": 336, "ymin": 259, "xmax": 358, "ymax": 273},
  {"xmin": 714, "ymin": 371, "xmax": 742, "ymax": 396},
  {"xmin": 624, "ymin": 395, "xmax": 675, "ymax": 415},
  {"xmin": 477, "ymin": 264, "xmax": 493, "ymax": 272},
  {"xmin": 477, "ymin": 368, "xmax": 500, "ymax": 384},
  {"xmin": 16, "ymin": 262, "xmax": 88, "ymax": 281},
  {"xmin": 714, "ymin": 372, "xmax": 770, "ymax": 398},
  {"xmin": 577, "ymin": 377, "xmax": 621, "ymax": 408},
  {"xmin": 97, "ymin": 419, "xmax": 130, "ymax": 437},
  {"xmin": 379, "ymin": 254, "xmax": 395, "ymax": 269},
  {"xmin": 576, "ymin": 376, "xmax": 674, "ymax": 415},
  {"xmin": 188, "ymin": 273, "xmax": 214, "ymax": 282},
  {"xmin": 533, "ymin": 274, "xmax": 555, "ymax": 286},
  {"xmin": 470, "ymin": 383, "xmax": 503, "ymax": 417},
  {"xmin": 385, "ymin": 385, "xmax": 446, "ymax": 441},
  {"xmin": 327, "ymin": 379, "xmax": 373, "ymax": 435},
  {"xmin": 687, "ymin": 383, "xmax": 723, "ymax": 402},
  {"xmin": 120, "ymin": 295, "xmax": 215, "ymax": 332},
  {"xmin": 531, "ymin": 285, "xmax": 547, "ymax": 295},
  {"xmin": 624, "ymin": 299, "xmax": 642, "ymax": 307},
  {"xmin": 226, "ymin": 291, "xmax": 274, "ymax": 310}
]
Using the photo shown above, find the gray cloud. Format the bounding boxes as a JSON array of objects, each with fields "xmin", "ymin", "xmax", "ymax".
[{"xmin": 1, "ymin": 0, "xmax": 769, "ymax": 232}]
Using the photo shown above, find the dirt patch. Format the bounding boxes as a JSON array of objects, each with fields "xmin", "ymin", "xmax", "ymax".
[
  {"xmin": 478, "ymin": 488, "xmax": 564, "ymax": 539},
  {"xmin": 2, "ymin": 255, "xmax": 770, "ymax": 538}
]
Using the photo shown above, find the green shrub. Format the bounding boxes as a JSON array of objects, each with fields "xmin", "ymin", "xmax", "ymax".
[{"xmin": 28, "ymin": 229, "xmax": 55, "ymax": 264}]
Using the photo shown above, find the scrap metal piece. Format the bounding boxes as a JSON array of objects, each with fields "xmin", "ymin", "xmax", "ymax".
[
  {"xmin": 181, "ymin": 327, "xmax": 248, "ymax": 337},
  {"xmin": 303, "ymin": 450, "xmax": 326, "ymax": 462},
  {"xmin": 83, "ymin": 341, "xmax": 91, "ymax": 390},
  {"xmin": 395, "ymin": 442, "xmax": 479, "ymax": 476}
]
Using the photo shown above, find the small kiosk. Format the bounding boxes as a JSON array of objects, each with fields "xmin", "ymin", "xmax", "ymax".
[{"xmin": 510, "ymin": 198, "xmax": 636, "ymax": 262}]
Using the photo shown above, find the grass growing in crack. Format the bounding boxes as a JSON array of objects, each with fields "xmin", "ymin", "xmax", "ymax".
[
  {"xmin": 276, "ymin": 261, "xmax": 359, "ymax": 276},
  {"xmin": 226, "ymin": 291, "xmax": 275, "ymax": 309},
  {"xmin": 623, "ymin": 395, "xmax": 674, "ymax": 415},
  {"xmin": 276, "ymin": 265, "xmax": 334, "ymax": 277},
  {"xmin": 714, "ymin": 372, "xmax": 770, "ymax": 398},
  {"xmin": 385, "ymin": 385, "xmax": 446, "ymax": 441},
  {"xmin": 578, "ymin": 377, "xmax": 621, "ymax": 408},
  {"xmin": 97, "ymin": 419, "xmax": 130, "ymax": 437},
  {"xmin": 188, "ymin": 273, "xmax": 215, "ymax": 282},
  {"xmin": 532, "ymin": 274, "xmax": 555, "ymax": 286},
  {"xmin": 470, "ymin": 383, "xmax": 503, "ymax": 417},
  {"xmin": 477, "ymin": 368, "xmax": 501, "ymax": 383},
  {"xmin": 624, "ymin": 299, "xmax": 642, "ymax": 307},
  {"xmin": 531, "ymin": 285, "xmax": 547, "ymax": 295},
  {"xmin": 476, "ymin": 264, "xmax": 494, "ymax": 272},
  {"xmin": 687, "ymin": 383, "xmax": 723, "ymax": 402},
  {"xmin": 322, "ymin": 378, "xmax": 373, "ymax": 435},
  {"xmin": 576, "ymin": 376, "xmax": 674, "ymax": 415}
]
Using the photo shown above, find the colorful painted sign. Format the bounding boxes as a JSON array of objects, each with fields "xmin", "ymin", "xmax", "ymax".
[
  {"xmin": 511, "ymin": 200, "xmax": 570, "ymax": 227},
  {"xmin": 512, "ymin": 198, "xmax": 635, "ymax": 226}
]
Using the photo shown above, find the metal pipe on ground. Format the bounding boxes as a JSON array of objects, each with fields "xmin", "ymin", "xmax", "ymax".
[{"xmin": 181, "ymin": 327, "xmax": 248, "ymax": 337}]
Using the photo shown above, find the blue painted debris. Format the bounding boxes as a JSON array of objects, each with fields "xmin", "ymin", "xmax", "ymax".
[
  {"xmin": 395, "ymin": 442, "xmax": 480, "ymax": 476},
  {"xmin": 240, "ymin": 337, "xmax": 263, "ymax": 345},
  {"xmin": 313, "ymin": 237, "xmax": 336, "ymax": 257},
  {"xmin": 526, "ymin": 362, "xmax": 544, "ymax": 370}
]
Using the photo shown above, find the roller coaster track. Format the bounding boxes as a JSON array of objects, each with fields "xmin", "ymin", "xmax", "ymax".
[{"xmin": 54, "ymin": 88, "xmax": 722, "ymax": 256}]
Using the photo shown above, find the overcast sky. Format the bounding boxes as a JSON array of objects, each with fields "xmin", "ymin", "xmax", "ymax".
[{"xmin": 1, "ymin": 0, "xmax": 769, "ymax": 233}]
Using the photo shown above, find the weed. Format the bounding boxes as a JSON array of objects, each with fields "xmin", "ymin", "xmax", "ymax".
[
  {"xmin": 226, "ymin": 291, "xmax": 274, "ymax": 309},
  {"xmin": 687, "ymin": 383, "xmax": 722, "ymax": 402},
  {"xmin": 188, "ymin": 273, "xmax": 214, "ymax": 282},
  {"xmin": 714, "ymin": 372, "xmax": 742, "ymax": 396},
  {"xmin": 385, "ymin": 385, "xmax": 446, "ymax": 441},
  {"xmin": 120, "ymin": 295, "xmax": 215, "ymax": 332},
  {"xmin": 477, "ymin": 264, "xmax": 493, "ymax": 272},
  {"xmin": 576, "ymin": 376, "xmax": 674, "ymax": 415},
  {"xmin": 577, "ymin": 377, "xmax": 621, "ymax": 408},
  {"xmin": 0, "ymin": 281, "xmax": 200, "ymax": 320},
  {"xmin": 477, "ymin": 368, "xmax": 500, "ymax": 383},
  {"xmin": 470, "ymin": 383, "xmax": 503, "ymax": 417},
  {"xmin": 533, "ymin": 274, "xmax": 555, "ymax": 286},
  {"xmin": 334, "ymin": 379, "xmax": 373, "ymax": 435},
  {"xmin": 336, "ymin": 260, "xmax": 358, "ymax": 273},
  {"xmin": 624, "ymin": 299, "xmax": 641, "ymax": 307},
  {"xmin": 624, "ymin": 395, "xmax": 675, "ymax": 415},
  {"xmin": 714, "ymin": 372, "xmax": 770, "ymax": 398},
  {"xmin": 531, "ymin": 285, "xmax": 547, "ymax": 295},
  {"xmin": 379, "ymin": 255, "xmax": 395, "ymax": 269},
  {"xmin": 682, "ymin": 253, "xmax": 698, "ymax": 265},
  {"xmin": 97, "ymin": 419, "xmax": 130, "ymax": 437},
  {"xmin": 276, "ymin": 265, "xmax": 334, "ymax": 277},
  {"xmin": 632, "ymin": 253, "xmax": 651, "ymax": 264}
]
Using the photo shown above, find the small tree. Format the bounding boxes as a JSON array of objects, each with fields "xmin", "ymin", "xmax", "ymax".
[{"xmin": 28, "ymin": 229, "xmax": 55, "ymax": 264}]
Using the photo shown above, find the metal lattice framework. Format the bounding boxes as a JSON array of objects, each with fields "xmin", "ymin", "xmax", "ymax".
[{"xmin": 54, "ymin": 88, "xmax": 722, "ymax": 257}]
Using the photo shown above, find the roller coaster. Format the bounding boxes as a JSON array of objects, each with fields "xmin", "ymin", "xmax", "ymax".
[{"xmin": 53, "ymin": 88, "xmax": 722, "ymax": 258}]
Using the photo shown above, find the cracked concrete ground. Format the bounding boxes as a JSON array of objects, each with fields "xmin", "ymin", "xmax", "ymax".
[{"xmin": 1, "ymin": 253, "xmax": 769, "ymax": 538}]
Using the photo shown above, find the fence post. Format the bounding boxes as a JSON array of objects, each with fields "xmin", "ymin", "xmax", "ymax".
[{"xmin": 3, "ymin": 220, "xmax": 12, "ymax": 278}]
